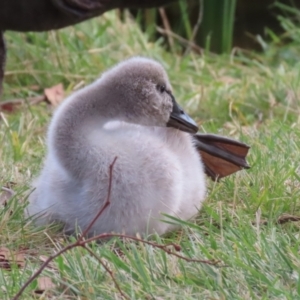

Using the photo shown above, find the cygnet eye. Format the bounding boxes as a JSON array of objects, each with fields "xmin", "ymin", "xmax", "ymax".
[{"xmin": 156, "ymin": 84, "xmax": 166, "ymax": 93}]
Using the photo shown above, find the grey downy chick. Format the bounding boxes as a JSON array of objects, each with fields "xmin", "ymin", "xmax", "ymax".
[{"xmin": 26, "ymin": 57, "xmax": 206, "ymax": 236}]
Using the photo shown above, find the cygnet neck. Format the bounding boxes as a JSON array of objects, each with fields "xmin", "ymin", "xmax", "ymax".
[{"xmin": 49, "ymin": 80, "xmax": 132, "ymax": 179}]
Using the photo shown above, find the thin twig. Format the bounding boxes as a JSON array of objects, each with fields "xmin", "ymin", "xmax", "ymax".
[
  {"xmin": 158, "ymin": 8, "xmax": 174, "ymax": 50},
  {"xmin": 13, "ymin": 156, "xmax": 219, "ymax": 299},
  {"xmin": 0, "ymin": 95, "xmax": 46, "ymax": 114},
  {"xmin": 12, "ymin": 243, "xmax": 80, "ymax": 300},
  {"xmin": 81, "ymin": 234, "xmax": 219, "ymax": 265},
  {"xmin": 184, "ymin": 0, "xmax": 204, "ymax": 56},
  {"xmin": 83, "ymin": 245, "xmax": 129, "ymax": 300},
  {"xmin": 79, "ymin": 156, "xmax": 118, "ymax": 241},
  {"xmin": 13, "ymin": 157, "xmax": 118, "ymax": 300},
  {"xmin": 156, "ymin": 26, "xmax": 203, "ymax": 55}
]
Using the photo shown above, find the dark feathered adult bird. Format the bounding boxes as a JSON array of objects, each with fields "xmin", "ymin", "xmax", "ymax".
[{"xmin": 0, "ymin": 0, "xmax": 177, "ymax": 94}]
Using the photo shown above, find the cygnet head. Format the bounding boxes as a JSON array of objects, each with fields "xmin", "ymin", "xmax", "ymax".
[{"xmin": 94, "ymin": 57, "xmax": 198, "ymax": 133}]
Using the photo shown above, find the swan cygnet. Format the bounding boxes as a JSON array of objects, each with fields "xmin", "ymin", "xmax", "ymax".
[{"xmin": 26, "ymin": 57, "xmax": 206, "ymax": 236}]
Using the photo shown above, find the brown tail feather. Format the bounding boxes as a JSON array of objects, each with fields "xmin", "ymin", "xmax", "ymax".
[{"xmin": 193, "ymin": 134, "xmax": 250, "ymax": 181}]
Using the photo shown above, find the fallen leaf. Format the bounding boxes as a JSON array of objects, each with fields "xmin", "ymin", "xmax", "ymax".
[
  {"xmin": 44, "ymin": 84, "xmax": 65, "ymax": 107},
  {"xmin": 251, "ymin": 214, "xmax": 300, "ymax": 226},
  {"xmin": 0, "ymin": 99, "xmax": 23, "ymax": 112},
  {"xmin": 277, "ymin": 214, "xmax": 300, "ymax": 224},
  {"xmin": 0, "ymin": 187, "xmax": 15, "ymax": 206},
  {"xmin": 0, "ymin": 84, "xmax": 64, "ymax": 114},
  {"xmin": 34, "ymin": 276, "xmax": 56, "ymax": 294},
  {"xmin": 0, "ymin": 96, "xmax": 45, "ymax": 113},
  {"xmin": 0, "ymin": 247, "xmax": 25, "ymax": 270}
]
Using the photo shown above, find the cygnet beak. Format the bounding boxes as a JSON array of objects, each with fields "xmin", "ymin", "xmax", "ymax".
[{"xmin": 167, "ymin": 94, "xmax": 198, "ymax": 133}]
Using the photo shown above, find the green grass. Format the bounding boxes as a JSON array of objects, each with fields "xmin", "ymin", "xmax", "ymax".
[{"xmin": 1, "ymin": 10, "xmax": 300, "ymax": 299}]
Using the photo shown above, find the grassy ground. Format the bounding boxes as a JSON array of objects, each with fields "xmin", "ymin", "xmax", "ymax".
[{"xmin": 1, "ymin": 10, "xmax": 300, "ymax": 300}]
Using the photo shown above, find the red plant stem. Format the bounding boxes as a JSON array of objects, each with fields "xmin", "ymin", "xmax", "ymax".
[
  {"xmin": 13, "ymin": 156, "xmax": 219, "ymax": 300},
  {"xmin": 13, "ymin": 157, "xmax": 118, "ymax": 300},
  {"xmin": 82, "ymin": 245, "xmax": 129, "ymax": 299},
  {"xmin": 12, "ymin": 244, "xmax": 76, "ymax": 300},
  {"xmin": 81, "ymin": 233, "xmax": 218, "ymax": 265},
  {"xmin": 79, "ymin": 156, "xmax": 118, "ymax": 241}
]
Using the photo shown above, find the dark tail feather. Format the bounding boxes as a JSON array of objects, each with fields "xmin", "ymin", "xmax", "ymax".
[{"xmin": 193, "ymin": 133, "xmax": 250, "ymax": 181}]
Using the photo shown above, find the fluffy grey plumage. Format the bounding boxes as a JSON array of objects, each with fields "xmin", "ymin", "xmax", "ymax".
[{"xmin": 26, "ymin": 57, "xmax": 206, "ymax": 236}]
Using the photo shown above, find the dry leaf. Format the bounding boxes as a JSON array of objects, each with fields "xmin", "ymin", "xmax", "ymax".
[
  {"xmin": 0, "ymin": 83, "xmax": 64, "ymax": 114},
  {"xmin": 44, "ymin": 83, "xmax": 65, "ymax": 107},
  {"xmin": 0, "ymin": 247, "xmax": 25, "ymax": 270},
  {"xmin": 277, "ymin": 214, "xmax": 300, "ymax": 224},
  {"xmin": 0, "ymin": 96, "xmax": 45, "ymax": 113},
  {"xmin": 0, "ymin": 187, "xmax": 15, "ymax": 206},
  {"xmin": 34, "ymin": 276, "xmax": 55, "ymax": 294},
  {"xmin": 0, "ymin": 99, "xmax": 24, "ymax": 112},
  {"xmin": 251, "ymin": 214, "xmax": 300, "ymax": 226}
]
